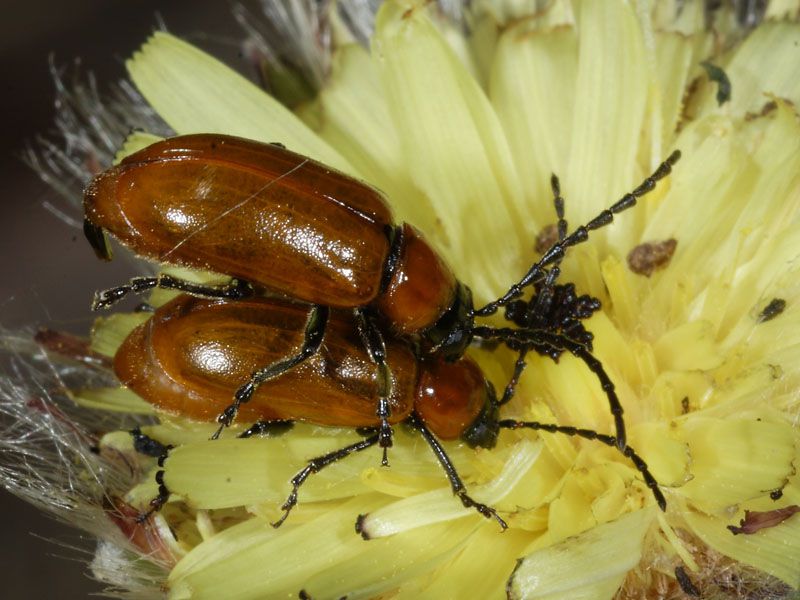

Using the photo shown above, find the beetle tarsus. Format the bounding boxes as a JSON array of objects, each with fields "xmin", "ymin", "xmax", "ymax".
[
  {"xmin": 272, "ymin": 433, "xmax": 380, "ymax": 527},
  {"xmin": 211, "ymin": 404, "xmax": 240, "ymax": 440},
  {"xmin": 497, "ymin": 419, "xmax": 665, "ymax": 511},
  {"xmin": 136, "ymin": 469, "xmax": 170, "ymax": 523},
  {"xmin": 272, "ymin": 490, "xmax": 299, "ymax": 528},
  {"xmin": 456, "ymin": 490, "xmax": 508, "ymax": 530},
  {"xmin": 212, "ymin": 305, "xmax": 329, "ymax": 439}
]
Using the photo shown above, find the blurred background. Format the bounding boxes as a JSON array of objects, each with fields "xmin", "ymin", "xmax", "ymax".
[{"xmin": 0, "ymin": 2, "xmax": 257, "ymax": 597}]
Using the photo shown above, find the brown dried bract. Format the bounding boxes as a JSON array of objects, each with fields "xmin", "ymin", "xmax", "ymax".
[
  {"xmin": 105, "ymin": 497, "xmax": 176, "ymax": 565},
  {"xmin": 34, "ymin": 327, "xmax": 112, "ymax": 369},
  {"xmin": 627, "ymin": 239, "xmax": 678, "ymax": 277},
  {"xmin": 728, "ymin": 506, "xmax": 800, "ymax": 535}
]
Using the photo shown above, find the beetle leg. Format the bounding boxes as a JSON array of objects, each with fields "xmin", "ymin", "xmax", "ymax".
[
  {"xmin": 128, "ymin": 429, "xmax": 174, "ymax": 523},
  {"xmin": 272, "ymin": 433, "xmax": 380, "ymax": 528},
  {"xmin": 472, "ymin": 326, "xmax": 628, "ymax": 451},
  {"xmin": 408, "ymin": 413, "xmax": 507, "ymax": 531},
  {"xmin": 534, "ymin": 330, "xmax": 627, "ymax": 451},
  {"xmin": 130, "ymin": 426, "xmax": 172, "ymax": 458},
  {"xmin": 473, "ymin": 150, "xmax": 681, "ymax": 317},
  {"xmin": 213, "ymin": 306, "xmax": 330, "ymax": 439},
  {"xmin": 497, "ymin": 419, "xmax": 666, "ymax": 511},
  {"xmin": 238, "ymin": 420, "xmax": 295, "ymax": 438},
  {"xmin": 91, "ymin": 274, "xmax": 254, "ymax": 310},
  {"xmin": 354, "ymin": 309, "xmax": 394, "ymax": 466},
  {"xmin": 523, "ymin": 177, "xmax": 568, "ymax": 322},
  {"xmin": 496, "ymin": 347, "xmax": 529, "ymax": 407}
]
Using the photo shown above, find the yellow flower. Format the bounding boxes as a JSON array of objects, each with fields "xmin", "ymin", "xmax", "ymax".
[{"xmin": 7, "ymin": 0, "xmax": 800, "ymax": 598}]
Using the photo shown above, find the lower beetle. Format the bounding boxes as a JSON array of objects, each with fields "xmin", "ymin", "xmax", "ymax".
[{"xmin": 119, "ymin": 294, "xmax": 666, "ymax": 528}]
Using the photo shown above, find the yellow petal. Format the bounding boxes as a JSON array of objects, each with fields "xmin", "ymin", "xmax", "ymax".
[
  {"xmin": 373, "ymin": 1, "xmax": 525, "ymax": 300},
  {"xmin": 164, "ymin": 433, "xmax": 374, "ymax": 510},
  {"xmin": 653, "ymin": 32, "xmax": 695, "ymax": 146},
  {"xmin": 168, "ymin": 495, "xmax": 386, "ymax": 599},
  {"xmin": 508, "ymin": 508, "xmax": 657, "ymax": 600},
  {"xmin": 695, "ymin": 22, "xmax": 800, "ymax": 117},
  {"xmin": 71, "ymin": 386, "xmax": 154, "ymax": 414},
  {"xmin": 359, "ymin": 439, "xmax": 541, "ymax": 538},
  {"xmin": 566, "ymin": 0, "xmax": 648, "ymax": 250},
  {"xmin": 114, "ymin": 131, "xmax": 163, "ymax": 163},
  {"xmin": 127, "ymin": 32, "xmax": 353, "ymax": 173},
  {"xmin": 653, "ymin": 320, "xmax": 723, "ymax": 372},
  {"xmin": 304, "ymin": 519, "xmax": 477, "ymax": 599},
  {"xmin": 316, "ymin": 44, "xmax": 435, "ymax": 229},
  {"xmin": 89, "ymin": 312, "xmax": 150, "ymax": 357},
  {"xmin": 685, "ymin": 497, "xmax": 800, "ymax": 588},
  {"xmin": 677, "ymin": 416, "xmax": 796, "ymax": 512},
  {"xmin": 397, "ymin": 526, "xmax": 533, "ymax": 598},
  {"xmin": 490, "ymin": 23, "xmax": 579, "ymax": 229}
]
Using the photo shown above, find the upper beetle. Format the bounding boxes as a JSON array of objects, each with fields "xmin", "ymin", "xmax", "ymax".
[{"xmin": 84, "ymin": 134, "xmax": 474, "ymax": 359}]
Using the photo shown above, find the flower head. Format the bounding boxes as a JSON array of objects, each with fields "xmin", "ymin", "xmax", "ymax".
[{"xmin": 4, "ymin": 1, "xmax": 800, "ymax": 598}]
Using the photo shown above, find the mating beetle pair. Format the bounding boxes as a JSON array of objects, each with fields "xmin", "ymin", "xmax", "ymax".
[{"xmin": 85, "ymin": 134, "xmax": 678, "ymax": 525}]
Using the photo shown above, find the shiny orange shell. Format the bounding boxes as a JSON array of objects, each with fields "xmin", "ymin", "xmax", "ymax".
[
  {"xmin": 114, "ymin": 295, "xmax": 417, "ymax": 427},
  {"xmin": 86, "ymin": 134, "xmax": 393, "ymax": 308}
]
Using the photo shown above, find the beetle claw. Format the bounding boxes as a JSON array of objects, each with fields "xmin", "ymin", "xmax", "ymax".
[
  {"xmin": 378, "ymin": 422, "xmax": 393, "ymax": 466},
  {"xmin": 456, "ymin": 490, "xmax": 507, "ymax": 531}
]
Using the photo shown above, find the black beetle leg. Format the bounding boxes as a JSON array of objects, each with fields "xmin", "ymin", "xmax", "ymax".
[
  {"xmin": 408, "ymin": 413, "xmax": 507, "ymax": 530},
  {"xmin": 213, "ymin": 305, "xmax": 329, "ymax": 439},
  {"xmin": 272, "ymin": 433, "xmax": 380, "ymax": 528},
  {"xmin": 92, "ymin": 273, "xmax": 255, "ymax": 310},
  {"xmin": 353, "ymin": 308, "xmax": 394, "ymax": 466},
  {"xmin": 497, "ymin": 419, "xmax": 666, "ymax": 511},
  {"xmin": 128, "ymin": 428, "xmax": 174, "ymax": 523},
  {"xmin": 473, "ymin": 150, "xmax": 681, "ymax": 317}
]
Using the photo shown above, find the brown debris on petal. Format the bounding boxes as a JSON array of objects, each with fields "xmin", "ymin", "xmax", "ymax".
[
  {"xmin": 700, "ymin": 61, "xmax": 732, "ymax": 106},
  {"xmin": 727, "ymin": 506, "xmax": 800, "ymax": 535},
  {"xmin": 534, "ymin": 223, "xmax": 559, "ymax": 255},
  {"xmin": 627, "ymin": 239, "xmax": 678, "ymax": 277},
  {"xmin": 757, "ymin": 298, "xmax": 786, "ymax": 323},
  {"xmin": 675, "ymin": 566, "xmax": 701, "ymax": 597},
  {"xmin": 745, "ymin": 99, "xmax": 778, "ymax": 121}
]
